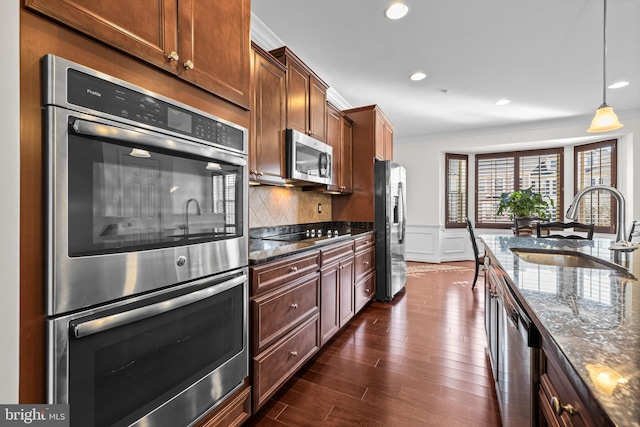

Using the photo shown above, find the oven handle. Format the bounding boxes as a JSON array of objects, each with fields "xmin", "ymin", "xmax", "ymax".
[
  {"xmin": 72, "ymin": 118, "xmax": 247, "ymax": 167},
  {"xmin": 72, "ymin": 273, "xmax": 247, "ymax": 338}
]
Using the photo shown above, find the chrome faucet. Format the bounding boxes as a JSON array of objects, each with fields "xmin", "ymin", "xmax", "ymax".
[
  {"xmin": 185, "ymin": 198, "xmax": 202, "ymax": 236},
  {"xmin": 566, "ymin": 185, "xmax": 627, "ymax": 244}
]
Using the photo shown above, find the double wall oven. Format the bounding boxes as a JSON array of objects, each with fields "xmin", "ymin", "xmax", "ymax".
[{"xmin": 43, "ymin": 55, "xmax": 249, "ymax": 427}]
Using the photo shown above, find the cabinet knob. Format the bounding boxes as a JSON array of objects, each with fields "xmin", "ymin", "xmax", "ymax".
[
  {"xmin": 259, "ymin": 171, "xmax": 264, "ymax": 176},
  {"xmin": 290, "ymin": 303, "xmax": 298, "ymax": 309},
  {"xmin": 290, "ymin": 266, "xmax": 298, "ymax": 272},
  {"xmin": 364, "ymin": 261, "xmax": 370, "ymax": 266},
  {"xmin": 550, "ymin": 396, "xmax": 576, "ymax": 416},
  {"xmin": 289, "ymin": 350, "xmax": 298, "ymax": 357},
  {"xmin": 183, "ymin": 60, "xmax": 194, "ymax": 70},
  {"xmin": 364, "ymin": 288, "xmax": 370, "ymax": 293},
  {"xmin": 167, "ymin": 51, "xmax": 179, "ymax": 62}
]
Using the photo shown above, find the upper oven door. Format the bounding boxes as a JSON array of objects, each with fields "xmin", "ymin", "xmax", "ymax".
[{"xmin": 45, "ymin": 106, "xmax": 248, "ymax": 315}]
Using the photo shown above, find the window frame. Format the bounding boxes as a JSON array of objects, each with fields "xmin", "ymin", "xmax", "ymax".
[
  {"xmin": 444, "ymin": 153, "xmax": 468, "ymax": 228},
  {"xmin": 475, "ymin": 148, "xmax": 563, "ymax": 228},
  {"xmin": 573, "ymin": 139, "xmax": 617, "ymax": 234}
]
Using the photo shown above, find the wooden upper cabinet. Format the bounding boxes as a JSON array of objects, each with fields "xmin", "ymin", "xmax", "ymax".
[
  {"xmin": 325, "ymin": 103, "xmax": 353, "ymax": 194},
  {"xmin": 25, "ymin": 0, "xmax": 251, "ymax": 109},
  {"xmin": 374, "ymin": 109, "xmax": 394, "ymax": 160},
  {"xmin": 270, "ymin": 46, "xmax": 329, "ymax": 142},
  {"xmin": 249, "ymin": 43, "xmax": 287, "ymax": 185}
]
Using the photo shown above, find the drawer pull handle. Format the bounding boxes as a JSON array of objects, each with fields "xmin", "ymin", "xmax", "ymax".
[
  {"xmin": 364, "ymin": 288, "xmax": 370, "ymax": 293},
  {"xmin": 290, "ymin": 266, "xmax": 298, "ymax": 272},
  {"xmin": 289, "ymin": 351, "xmax": 298, "ymax": 357},
  {"xmin": 550, "ymin": 396, "xmax": 576, "ymax": 416},
  {"xmin": 364, "ymin": 261, "xmax": 370, "ymax": 266},
  {"xmin": 290, "ymin": 303, "xmax": 298, "ymax": 309}
]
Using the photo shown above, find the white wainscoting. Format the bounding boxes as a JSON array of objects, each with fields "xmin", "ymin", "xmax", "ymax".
[{"xmin": 405, "ymin": 224, "xmax": 475, "ymax": 263}]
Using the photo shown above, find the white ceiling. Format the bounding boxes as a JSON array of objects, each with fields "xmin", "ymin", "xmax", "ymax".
[{"xmin": 251, "ymin": 0, "xmax": 640, "ymax": 142}]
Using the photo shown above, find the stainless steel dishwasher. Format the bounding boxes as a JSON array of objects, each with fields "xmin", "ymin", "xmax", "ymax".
[{"xmin": 486, "ymin": 261, "xmax": 540, "ymax": 427}]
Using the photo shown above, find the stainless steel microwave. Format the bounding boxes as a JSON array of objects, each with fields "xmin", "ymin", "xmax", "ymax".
[{"xmin": 286, "ymin": 128, "xmax": 333, "ymax": 185}]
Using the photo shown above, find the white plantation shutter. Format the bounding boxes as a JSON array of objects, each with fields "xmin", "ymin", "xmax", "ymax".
[
  {"xmin": 574, "ymin": 140, "xmax": 617, "ymax": 234},
  {"xmin": 476, "ymin": 154, "xmax": 514, "ymax": 226},
  {"xmin": 475, "ymin": 149, "xmax": 563, "ymax": 227},
  {"xmin": 445, "ymin": 154, "xmax": 468, "ymax": 228}
]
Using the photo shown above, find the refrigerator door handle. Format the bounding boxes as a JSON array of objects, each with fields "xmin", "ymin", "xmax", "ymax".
[{"xmin": 398, "ymin": 181, "xmax": 406, "ymax": 243}]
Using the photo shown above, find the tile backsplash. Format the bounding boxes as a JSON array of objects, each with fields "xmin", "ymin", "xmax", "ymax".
[{"xmin": 249, "ymin": 186, "xmax": 332, "ymax": 228}]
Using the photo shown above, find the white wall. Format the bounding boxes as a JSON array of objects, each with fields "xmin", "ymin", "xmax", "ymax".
[
  {"xmin": 1, "ymin": 1, "xmax": 21, "ymax": 403},
  {"xmin": 396, "ymin": 115, "xmax": 640, "ymax": 263}
]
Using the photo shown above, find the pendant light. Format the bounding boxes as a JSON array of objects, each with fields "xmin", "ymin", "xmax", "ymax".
[{"xmin": 587, "ymin": 0, "xmax": 623, "ymax": 133}]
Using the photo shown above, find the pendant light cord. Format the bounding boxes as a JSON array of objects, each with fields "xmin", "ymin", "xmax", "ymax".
[{"xmin": 602, "ymin": 0, "xmax": 608, "ymax": 106}]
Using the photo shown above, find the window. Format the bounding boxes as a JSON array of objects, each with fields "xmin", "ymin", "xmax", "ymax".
[
  {"xmin": 574, "ymin": 140, "xmax": 617, "ymax": 234},
  {"xmin": 476, "ymin": 149, "xmax": 563, "ymax": 227},
  {"xmin": 445, "ymin": 154, "xmax": 468, "ymax": 228}
]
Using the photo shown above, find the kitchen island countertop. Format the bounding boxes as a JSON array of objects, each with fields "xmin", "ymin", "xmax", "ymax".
[{"xmin": 481, "ymin": 235, "xmax": 639, "ymax": 427}]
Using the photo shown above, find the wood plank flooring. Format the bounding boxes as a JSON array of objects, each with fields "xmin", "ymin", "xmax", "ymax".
[{"xmin": 245, "ymin": 261, "xmax": 501, "ymax": 427}]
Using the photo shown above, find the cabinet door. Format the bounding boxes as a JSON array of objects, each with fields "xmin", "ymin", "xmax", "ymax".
[
  {"xmin": 309, "ymin": 76, "xmax": 327, "ymax": 141},
  {"xmin": 286, "ymin": 60, "xmax": 310, "ymax": 135},
  {"xmin": 320, "ymin": 264, "xmax": 340, "ymax": 346},
  {"xmin": 374, "ymin": 113, "xmax": 386, "ymax": 160},
  {"xmin": 339, "ymin": 257, "xmax": 355, "ymax": 326},
  {"xmin": 326, "ymin": 105, "xmax": 342, "ymax": 187},
  {"xmin": 177, "ymin": 0, "xmax": 250, "ymax": 109},
  {"xmin": 383, "ymin": 121, "xmax": 394, "ymax": 160},
  {"xmin": 25, "ymin": 0, "xmax": 178, "ymax": 74},
  {"xmin": 250, "ymin": 47, "xmax": 286, "ymax": 184},
  {"xmin": 340, "ymin": 118, "xmax": 353, "ymax": 193}
]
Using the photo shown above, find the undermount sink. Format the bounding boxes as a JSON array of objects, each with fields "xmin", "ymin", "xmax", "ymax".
[{"xmin": 510, "ymin": 247, "xmax": 632, "ymax": 276}]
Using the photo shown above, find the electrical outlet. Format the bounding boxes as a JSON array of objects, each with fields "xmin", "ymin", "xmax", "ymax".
[{"xmin": 318, "ymin": 203, "xmax": 322, "ymax": 214}]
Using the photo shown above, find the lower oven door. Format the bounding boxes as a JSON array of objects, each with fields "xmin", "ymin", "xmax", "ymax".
[{"xmin": 48, "ymin": 268, "xmax": 248, "ymax": 427}]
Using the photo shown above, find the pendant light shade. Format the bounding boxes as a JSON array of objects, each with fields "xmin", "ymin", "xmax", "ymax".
[{"xmin": 587, "ymin": 0, "xmax": 623, "ymax": 133}]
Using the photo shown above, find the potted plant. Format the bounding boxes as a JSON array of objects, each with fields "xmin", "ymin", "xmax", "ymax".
[{"xmin": 497, "ymin": 187, "xmax": 554, "ymax": 234}]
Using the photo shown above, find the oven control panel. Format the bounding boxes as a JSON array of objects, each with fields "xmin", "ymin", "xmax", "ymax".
[{"xmin": 65, "ymin": 69, "xmax": 244, "ymax": 152}]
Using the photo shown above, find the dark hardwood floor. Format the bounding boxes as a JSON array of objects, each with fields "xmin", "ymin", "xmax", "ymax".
[{"xmin": 246, "ymin": 261, "xmax": 501, "ymax": 427}]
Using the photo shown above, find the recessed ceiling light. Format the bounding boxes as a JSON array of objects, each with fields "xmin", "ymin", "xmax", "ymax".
[
  {"xmin": 410, "ymin": 72, "xmax": 427, "ymax": 81},
  {"xmin": 496, "ymin": 99, "xmax": 511, "ymax": 106},
  {"xmin": 608, "ymin": 81, "xmax": 629, "ymax": 89},
  {"xmin": 385, "ymin": 3, "xmax": 409, "ymax": 20}
]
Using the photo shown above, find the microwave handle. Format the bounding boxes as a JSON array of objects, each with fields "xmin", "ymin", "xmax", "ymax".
[
  {"xmin": 72, "ymin": 118, "xmax": 247, "ymax": 167},
  {"xmin": 72, "ymin": 273, "xmax": 246, "ymax": 339}
]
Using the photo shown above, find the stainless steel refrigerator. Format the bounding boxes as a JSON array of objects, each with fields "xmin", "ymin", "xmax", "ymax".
[{"xmin": 374, "ymin": 160, "xmax": 407, "ymax": 301}]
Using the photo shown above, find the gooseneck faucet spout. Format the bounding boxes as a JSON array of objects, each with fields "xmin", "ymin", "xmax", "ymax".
[
  {"xmin": 185, "ymin": 198, "xmax": 202, "ymax": 236},
  {"xmin": 566, "ymin": 185, "xmax": 626, "ymax": 243}
]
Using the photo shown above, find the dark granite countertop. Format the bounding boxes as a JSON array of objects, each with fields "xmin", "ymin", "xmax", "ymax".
[
  {"xmin": 249, "ymin": 229, "xmax": 374, "ymax": 265},
  {"xmin": 480, "ymin": 235, "xmax": 639, "ymax": 427}
]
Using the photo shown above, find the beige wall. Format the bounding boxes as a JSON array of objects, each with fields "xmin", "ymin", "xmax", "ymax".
[{"xmin": 249, "ymin": 186, "xmax": 332, "ymax": 228}]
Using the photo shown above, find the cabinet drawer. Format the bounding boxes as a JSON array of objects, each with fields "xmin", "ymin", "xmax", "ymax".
[
  {"xmin": 355, "ymin": 270, "xmax": 375, "ymax": 313},
  {"xmin": 354, "ymin": 233, "xmax": 375, "ymax": 252},
  {"xmin": 320, "ymin": 240, "xmax": 354, "ymax": 266},
  {"xmin": 539, "ymin": 349, "xmax": 598, "ymax": 427},
  {"xmin": 252, "ymin": 273, "xmax": 319, "ymax": 353},
  {"xmin": 253, "ymin": 315, "xmax": 319, "ymax": 410},
  {"xmin": 354, "ymin": 246, "xmax": 374, "ymax": 283},
  {"xmin": 251, "ymin": 251, "xmax": 320, "ymax": 295}
]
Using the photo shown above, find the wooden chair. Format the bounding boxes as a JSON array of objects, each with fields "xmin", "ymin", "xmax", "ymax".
[
  {"xmin": 514, "ymin": 217, "xmax": 548, "ymax": 236},
  {"xmin": 465, "ymin": 217, "xmax": 484, "ymax": 290},
  {"xmin": 536, "ymin": 221, "xmax": 594, "ymax": 240},
  {"xmin": 629, "ymin": 220, "xmax": 639, "ymax": 242}
]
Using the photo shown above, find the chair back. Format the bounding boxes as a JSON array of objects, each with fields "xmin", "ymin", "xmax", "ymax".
[
  {"xmin": 514, "ymin": 217, "xmax": 548, "ymax": 236},
  {"xmin": 465, "ymin": 217, "xmax": 480, "ymax": 259},
  {"xmin": 629, "ymin": 220, "xmax": 639, "ymax": 242},
  {"xmin": 536, "ymin": 221, "xmax": 594, "ymax": 240}
]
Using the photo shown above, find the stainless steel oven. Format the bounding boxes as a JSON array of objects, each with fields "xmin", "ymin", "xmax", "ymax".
[
  {"xmin": 49, "ymin": 268, "xmax": 248, "ymax": 427},
  {"xmin": 43, "ymin": 55, "xmax": 248, "ymax": 315},
  {"xmin": 43, "ymin": 55, "xmax": 249, "ymax": 427}
]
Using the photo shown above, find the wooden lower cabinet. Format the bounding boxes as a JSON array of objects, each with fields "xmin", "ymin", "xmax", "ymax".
[
  {"xmin": 252, "ymin": 315, "xmax": 319, "ymax": 410},
  {"xmin": 250, "ymin": 251, "xmax": 321, "ymax": 411},
  {"xmin": 538, "ymin": 346, "xmax": 600, "ymax": 427},
  {"xmin": 354, "ymin": 233, "xmax": 375, "ymax": 312},
  {"xmin": 195, "ymin": 384, "xmax": 251, "ymax": 427},
  {"xmin": 319, "ymin": 241, "xmax": 355, "ymax": 346}
]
